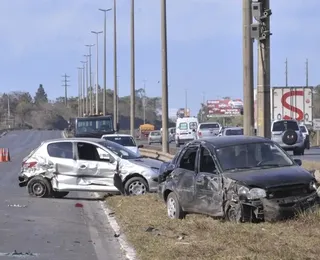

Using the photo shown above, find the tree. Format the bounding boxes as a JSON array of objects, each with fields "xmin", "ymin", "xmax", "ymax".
[{"xmin": 34, "ymin": 84, "xmax": 48, "ymax": 104}]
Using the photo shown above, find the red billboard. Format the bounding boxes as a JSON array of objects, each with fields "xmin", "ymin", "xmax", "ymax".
[{"xmin": 207, "ymin": 98, "xmax": 243, "ymax": 117}]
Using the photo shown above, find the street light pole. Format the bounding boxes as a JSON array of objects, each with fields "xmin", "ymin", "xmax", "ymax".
[
  {"xmin": 77, "ymin": 67, "xmax": 83, "ymax": 116},
  {"xmin": 113, "ymin": 0, "xmax": 118, "ymax": 127},
  {"xmin": 130, "ymin": 0, "xmax": 136, "ymax": 137},
  {"xmin": 85, "ymin": 44, "xmax": 94, "ymax": 115},
  {"xmin": 91, "ymin": 30, "xmax": 103, "ymax": 115},
  {"xmin": 143, "ymin": 79, "xmax": 147, "ymax": 124},
  {"xmin": 84, "ymin": 55, "xmax": 90, "ymax": 115},
  {"xmin": 161, "ymin": 0, "xmax": 169, "ymax": 153},
  {"xmin": 80, "ymin": 61, "xmax": 87, "ymax": 116},
  {"xmin": 99, "ymin": 8, "xmax": 112, "ymax": 116}
]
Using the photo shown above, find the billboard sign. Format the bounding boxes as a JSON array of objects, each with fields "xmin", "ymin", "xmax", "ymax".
[{"xmin": 207, "ymin": 98, "xmax": 243, "ymax": 117}]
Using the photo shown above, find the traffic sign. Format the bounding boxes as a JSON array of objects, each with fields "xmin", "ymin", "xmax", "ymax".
[{"xmin": 313, "ymin": 118, "xmax": 320, "ymax": 130}]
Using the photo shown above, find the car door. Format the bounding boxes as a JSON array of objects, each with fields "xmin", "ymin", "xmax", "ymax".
[
  {"xmin": 172, "ymin": 144, "xmax": 199, "ymax": 211},
  {"xmin": 75, "ymin": 142, "xmax": 117, "ymax": 188},
  {"xmin": 194, "ymin": 145, "xmax": 224, "ymax": 216}
]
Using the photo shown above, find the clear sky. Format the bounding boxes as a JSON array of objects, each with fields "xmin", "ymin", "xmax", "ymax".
[{"xmin": 0, "ymin": 0, "xmax": 318, "ymax": 116}]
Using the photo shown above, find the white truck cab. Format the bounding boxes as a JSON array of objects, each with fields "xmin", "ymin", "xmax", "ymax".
[{"xmin": 175, "ymin": 117, "xmax": 198, "ymax": 147}]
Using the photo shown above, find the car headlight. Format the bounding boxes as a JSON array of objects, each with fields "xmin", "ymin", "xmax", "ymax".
[
  {"xmin": 238, "ymin": 186, "xmax": 266, "ymax": 200},
  {"xmin": 309, "ymin": 181, "xmax": 317, "ymax": 190}
]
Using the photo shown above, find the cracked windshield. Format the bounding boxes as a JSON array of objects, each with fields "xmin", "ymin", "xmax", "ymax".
[{"xmin": 1, "ymin": 0, "xmax": 320, "ymax": 259}]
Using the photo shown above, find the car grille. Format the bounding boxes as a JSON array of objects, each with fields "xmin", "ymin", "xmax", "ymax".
[{"xmin": 266, "ymin": 184, "xmax": 311, "ymax": 199}]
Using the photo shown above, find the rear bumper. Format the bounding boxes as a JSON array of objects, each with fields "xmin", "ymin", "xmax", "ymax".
[{"xmin": 280, "ymin": 141, "xmax": 305, "ymax": 151}]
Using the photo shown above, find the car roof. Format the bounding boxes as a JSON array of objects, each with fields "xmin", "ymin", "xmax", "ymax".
[
  {"xmin": 42, "ymin": 137, "xmax": 105, "ymax": 144},
  {"xmin": 225, "ymin": 127, "xmax": 243, "ymax": 130},
  {"xmin": 102, "ymin": 134, "xmax": 133, "ymax": 137},
  {"xmin": 190, "ymin": 135, "xmax": 270, "ymax": 148}
]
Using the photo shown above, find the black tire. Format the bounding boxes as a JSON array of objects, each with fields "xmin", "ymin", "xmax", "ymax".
[
  {"xmin": 176, "ymin": 142, "xmax": 180, "ymax": 148},
  {"xmin": 52, "ymin": 191, "xmax": 69, "ymax": 198},
  {"xmin": 300, "ymin": 149, "xmax": 305, "ymax": 155},
  {"xmin": 282, "ymin": 130, "xmax": 298, "ymax": 145},
  {"xmin": 225, "ymin": 203, "xmax": 243, "ymax": 223},
  {"xmin": 166, "ymin": 192, "xmax": 185, "ymax": 219},
  {"xmin": 27, "ymin": 176, "xmax": 52, "ymax": 198},
  {"xmin": 124, "ymin": 176, "xmax": 149, "ymax": 196}
]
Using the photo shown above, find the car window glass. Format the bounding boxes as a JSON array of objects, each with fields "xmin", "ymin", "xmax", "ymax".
[
  {"xmin": 47, "ymin": 142, "xmax": 73, "ymax": 159},
  {"xmin": 189, "ymin": 122, "xmax": 197, "ymax": 130},
  {"xmin": 200, "ymin": 123, "xmax": 219, "ymax": 129},
  {"xmin": 199, "ymin": 147, "xmax": 216, "ymax": 173},
  {"xmin": 103, "ymin": 136, "xmax": 136, "ymax": 146},
  {"xmin": 179, "ymin": 123, "xmax": 188, "ymax": 130},
  {"xmin": 226, "ymin": 129, "xmax": 244, "ymax": 135},
  {"xmin": 77, "ymin": 142, "xmax": 101, "ymax": 161},
  {"xmin": 179, "ymin": 146, "xmax": 198, "ymax": 171},
  {"xmin": 272, "ymin": 121, "xmax": 299, "ymax": 131}
]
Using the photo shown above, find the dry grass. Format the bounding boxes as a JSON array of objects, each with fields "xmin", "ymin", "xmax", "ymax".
[{"xmin": 105, "ymin": 161, "xmax": 320, "ymax": 260}]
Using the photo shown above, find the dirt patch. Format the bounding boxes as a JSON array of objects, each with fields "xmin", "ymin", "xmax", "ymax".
[
  {"xmin": 302, "ymin": 160, "xmax": 320, "ymax": 171},
  {"xmin": 106, "ymin": 193, "xmax": 320, "ymax": 260}
]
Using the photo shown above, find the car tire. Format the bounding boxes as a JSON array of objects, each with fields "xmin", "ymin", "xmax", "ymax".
[
  {"xmin": 282, "ymin": 129, "xmax": 298, "ymax": 145},
  {"xmin": 166, "ymin": 192, "xmax": 185, "ymax": 219},
  {"xmin": 225, "ymin": 203, "xmax": 243, "ymax": 223},
  {"xmin": 124, "ymin": 176, "xmax": 149, "ymax": 196},
  {"xmin": 52, "ymin": 191, "xmax": 69, "ymax": 198},
  {"xmin": 176, "ymin": 142, "xmax": 180, "ymax": 148},
  {"xmin": 27, "ymin": 176, "xmax": 52, "ymax": 198}
]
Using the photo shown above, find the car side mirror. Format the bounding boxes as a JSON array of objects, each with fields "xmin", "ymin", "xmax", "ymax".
[
  {"xmin": 293, "ymin": 159, "xmax": 302, "ymax": 166},
  {"xmin": 138, "ymin": 144, "xmax": 144, "ymax": 148}
]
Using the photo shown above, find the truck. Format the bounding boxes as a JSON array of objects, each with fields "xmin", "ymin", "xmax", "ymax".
[
  {"xmin": 139, "ymin": 124, "xmax": 155, "ymax": 139},
  {"xmin": 74, "ymin": 114, "xmax": 119, "ymax": 138},
  {"xmin": 254, "ymin": 87, "xmax": 313, "ymax": 127}
]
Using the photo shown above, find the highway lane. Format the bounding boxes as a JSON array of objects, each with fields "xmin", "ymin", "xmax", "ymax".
[{"xmin": 0, "ymin": 130, "xmax": 124, "ymax": 260}]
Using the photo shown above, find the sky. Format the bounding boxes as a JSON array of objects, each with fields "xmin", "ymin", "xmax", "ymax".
[{"xmin": 0, "ymin": 0, "xmax": 319, "ymax": 116}]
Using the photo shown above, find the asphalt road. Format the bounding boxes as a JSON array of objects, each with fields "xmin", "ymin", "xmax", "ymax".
[{"xmin": 0, "ymin": 130, "xmax": 124, "ymax": 260}]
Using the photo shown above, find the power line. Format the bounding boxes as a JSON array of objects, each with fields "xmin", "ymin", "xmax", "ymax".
[{"xmin": 61, "ymin": 74, "xmax": 70, "ymax": 107}]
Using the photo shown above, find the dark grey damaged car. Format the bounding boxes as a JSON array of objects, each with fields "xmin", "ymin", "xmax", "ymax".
[{"xmin": 158, "ymin": 136, "xmax": 320, "ymax": 222}]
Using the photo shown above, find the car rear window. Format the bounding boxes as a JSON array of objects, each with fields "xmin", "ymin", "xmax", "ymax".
[
  {"xmin": 179, "ymin": 123, "xmax": 188, "ymax": 130},
  {"xmin": 226, "ymin": 129, "xmax": 244, "ymax": 135},
  {"xmin": 272, "ymin": 121, "xmax": 299, "ymax": 131},
  {"xmin": 200, "ymin": 123, "xmax": 220, "ymax": 129},
  {"xmin": 151, "ymin": 131, "xmax": 161, "ymax": 136}
]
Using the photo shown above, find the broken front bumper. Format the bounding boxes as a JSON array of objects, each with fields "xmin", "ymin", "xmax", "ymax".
[
  {"xmin": 18, "ymin": 175, "xmax": 29, "ymax": 187},
  {"xmin": 248, "ymin": 191, "xmax": 320, "ymax": 222}
]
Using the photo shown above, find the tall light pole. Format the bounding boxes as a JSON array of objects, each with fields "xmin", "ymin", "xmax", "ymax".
[
  {"xmin": 77, "ymin": 67, "xmax": 83, "ymax": 116},
  {"xmin": 99, "ymin": 8, "xmax": 112, "ymax": 116},
  {"xmin": 85, "ymin": 44, "xmax": 94, "ymax": 115},
  {"xmin": 91, "ymin": 30, "xmax": 103, "ymax": 114},
  {"xmin": 84, "ymin": 55, "xmax": 90, "ymax": 114},
  {"xmin": 161, "ymin": 0, "xmax": 169, "ymax": 153},
  {"xmin": 80, "ymin": 61, "xmax": 87, "ymax": 116},
  {"xmin": 130, "ymin": 0, "xmax": 136, "ymax": 137},
  {"xmin": 143, "ymin": 79, "xmax": 147, "ymax": 124},
  {"xmin": 113, "ymin": 0, "xmax": 118, "ymax": 128}
]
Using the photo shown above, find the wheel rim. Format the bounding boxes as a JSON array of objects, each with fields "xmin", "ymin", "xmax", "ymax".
[
  {"xmin": 167, "ymin": 197, "xmax": 176, "ymax": 219},
  {"xmin": 32, "ymin": 182, "xmax": 46, "ymax": 197},
  {"xmin": 128, "ymin": 181, "xmax": 147, "ymax": 195}
]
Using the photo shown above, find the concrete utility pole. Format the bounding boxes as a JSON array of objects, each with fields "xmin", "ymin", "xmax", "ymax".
[
  {"xmin": 185, "ymin": 89, "xmax": 188, "ymax": 116},
  {"xmin": 285, "ymin": 58, "xmax": 288, "ymax": 87},
  {"xmin": 99, "ymin": 8, "xmax": 112, "ymax": 116},
  {"xmin": 252, "ymin": 0, "xmax": 272, "ymax": 138},
  {"xmin": 81, "ymin": 61, "xmax": 87, "ymax": 116},
  {"xmin": 77, "ymin": 67, "xmax": 83, "ymax": 116},
  {"xmin": 113, "ymin": 0, "xmax": 119, "ymax": 127},
  {"xmin": 130, "ymin": 0, "xmax": 136, "ymax": 137},
  {"xmin": 142, "ymin": 79, "xmax": 147, "ymax": 124},
  {"xmin": 61, "ymin": 73, "xmax": 70, "ymax": 107},
  {"xmin": 242, "ymin": 0, "xmax": 254, "ymax": 136},
  {"xmin": 161, "ymin": 0, "xmax": 169, "ymax": 153},
  {"xmin": 117, "ymin": 76, "xmax": 120, "ymax": 124},
  {"xmin": 91, "ymin": 30, "xmax": 103, "ymax": 114},
  {"xmin": 84, "ymin": 55, "xmax": 90, "ymax": 114},
  {"xmin": 85, "ymin": 44, "xmax": 94, "ymax": 115},
  {"xmin": 305, "ymin": 58, "xmax": 309, "ymax": 87}
]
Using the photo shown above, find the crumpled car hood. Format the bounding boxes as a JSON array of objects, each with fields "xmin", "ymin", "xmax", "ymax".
[{"xmin": 224, "ymin": 166, "xmax": 314, "ymax": 189}]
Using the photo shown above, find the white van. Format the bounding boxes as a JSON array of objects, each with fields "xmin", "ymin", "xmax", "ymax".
[{"xmin": 175, "ymin": 117, "xmax": 199, "ymax": 147}]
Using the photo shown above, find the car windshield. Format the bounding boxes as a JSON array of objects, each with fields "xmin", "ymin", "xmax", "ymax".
[
  {"xmin": 225, "ymin": 128, "xmax": 243, "ymax": 135},
  {"xmin": 179, "ymin": 122, "xmax": 188, "ymax": 130},
  {"xmin": 76, "ymin": 117, "xmax": 113, "ymax": 133},
  {"xmin": 299, "ymin": 126, "xmax": 307, "ymax": 133},
  {"xmin": 215, "ymin": 142, "xmax": 294, "ymax": 172},
  {"xmin": 98, "ymin": 141, "xmax": 141, "ymax": 160},
  {"xmin": 200, "ymin": 123, "xmax": 220, "ymax": 129},
  {"xmin": 103, "ymin": 136, "xmax": 136, "ymax": 146},
  {"xmin": 272, "ymin": 120, "xmax": 299, "ymax": 131}
]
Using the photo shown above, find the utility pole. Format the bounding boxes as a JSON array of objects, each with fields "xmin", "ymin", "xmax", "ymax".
[
  {"xmin": 99, "ymin": 8, "xmax": 112, "ymax": 116},
  {"xmin": 117, "ymin": 76, "xmax": 120, "ymax": 124},
  {"xmin": 251, "ymin": 0, "xmax": 272, "ymax": 138},
  {"xmin": 61, "ymin": 73, "xmax": 70, "ymax": 107},
  {"xmin": 285, "ymin": 58, "xmax": 288, "ymax": 87},
  {"xmin": 142, "ymin": 79, "xmax": 147, "ymax": 124},
  {"xmin": 242, "ymin": 0, "xmax": 254, "ymax": 136},
  {"xmin": 85, "ymin": 44, "xmax": 94, "ymax": 115},
  {"xmin": 77, "ymin": 67, "xmax": 83, "ymax": 116},
  {"xmin": 130, "ymin": 0, "xmax": 136, "ymax": 137},
  {"xmin": 84, "ymin": 55, "xmax": 90, "ymax": 114},
  {"xmin": 91, "ymin": 30, "xmax": 103, "ymax": 114},
  {"xmin": 161, "ymin": 0, "xmax": 169, "ymax": 153},
  {"xmin": 113, "ymin": 0, "xmax": 118, "ymax": 127},
  {"xmin": 80, "ymin": 61, "xmax": 87, "ymax": 116},
  {"xmin": 185, "ymin": 89, "xmax": 188, "ymax": 116},
  {"xmin": 305, "ymin": 58, "xmax": 309, "ymax": 87},
  {"xmin": 201, "ymin": 92, "xmax": 206, "ymax": 122}
]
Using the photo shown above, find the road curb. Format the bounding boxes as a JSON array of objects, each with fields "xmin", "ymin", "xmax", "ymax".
[{"xmin": 61, "ymin": 131, "xmax": 137, "ymax": 260}]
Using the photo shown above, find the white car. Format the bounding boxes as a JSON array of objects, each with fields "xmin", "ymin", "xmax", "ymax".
[{"xmin": 101, "ymin": 134, "xmax": 143, "ymax": 155}]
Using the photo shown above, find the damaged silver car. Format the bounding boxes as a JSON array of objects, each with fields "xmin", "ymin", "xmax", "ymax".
[
  {"xmin": 19, "ymin": 138, "xmax": 161, "ymax": 197},
  {"xmin": 158, "ymin": 136, "xmax": 320, "ymax": 222}
]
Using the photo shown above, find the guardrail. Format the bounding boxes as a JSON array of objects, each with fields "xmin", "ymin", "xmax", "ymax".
[{"xmin": 139, "ymin": 148, "xmax": 174, "ymax": 162}]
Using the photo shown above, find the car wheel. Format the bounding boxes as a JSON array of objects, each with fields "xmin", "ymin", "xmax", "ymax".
[
  {"xmin": 166, "ymin": 192, "xmax": 185, "ymax": 219},
  {"xmin": 124, "ymin": 176, "xmax": 148, "ymax": 196},
  {"xmin": 27, "ymin": 176, "xmax": 52, "ymax": 198},
  {"xmin": 52, "ymin": 191, "xmax": 69, "ymax": 198},
  {"xmin": 176, "ymin": 142, "xmax": 180, "ymax": 148},
  {"xmin": 293, "ymin": 149, "xmax": 299, "ymax": 156},
  {"xmin": 300, "ymin": 149, "xmax": 305, "ymax": 155},
  {"xmin": 225, "ymin": 203, "xmax": 242, "ymax": 223}
]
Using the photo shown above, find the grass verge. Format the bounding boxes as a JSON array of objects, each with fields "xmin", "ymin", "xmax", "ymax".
[{"xmin": 106, "ymin": 161, "xmax": 320, "ymax": 260}]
